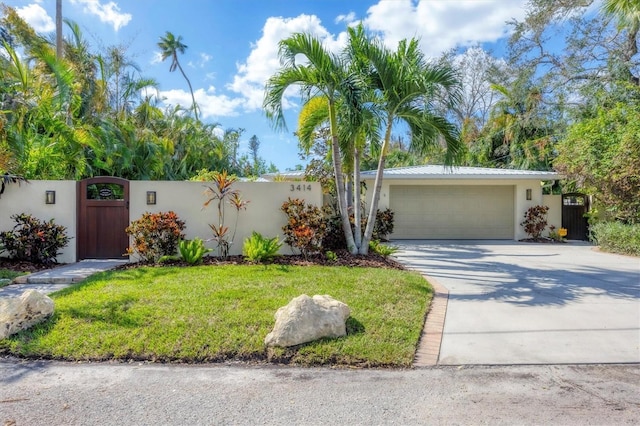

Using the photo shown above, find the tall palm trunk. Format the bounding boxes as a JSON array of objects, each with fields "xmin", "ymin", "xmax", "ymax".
[
  {"xmin": 360, "ymin": 121, "xmax": 393, "ymax": 254},
  {"xmin": 175, "ymin": 61, "xmax": 199, "ymax": 121},
  {"xmin": 329, "ymin": 100, "xmax": 357, "ymax": 254},
  {"xmin": 56, "ymin": 0, "xmax": 62, "ymax": 58}
]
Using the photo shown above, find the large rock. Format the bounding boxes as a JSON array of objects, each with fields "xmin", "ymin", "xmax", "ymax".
[
  {"xmin": 0, "ymin": 289, "xmax": 54, "ymax": 339},
  {"xmin": 265, "ymin": 294, "xmax": 350, "ymax": 347}
]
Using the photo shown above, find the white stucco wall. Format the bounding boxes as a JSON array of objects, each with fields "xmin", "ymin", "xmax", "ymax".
[
  {"xmin": 0, "ymin": 180, "xmax": 322, "ymax": 263},
  {"xmin": 362, "ymin": 178, "xmax": 551, "ymax": 241},
  {"xmin": 0, "ymin": 180, "xmax": 77, "ymax": 263},
  {"xmin": 543, "ymin": 194, "xmax": 562, "ymax": 232},
  {"xmin": 129, "ymin": 181, "xmax": 322, "ymax": 256}
]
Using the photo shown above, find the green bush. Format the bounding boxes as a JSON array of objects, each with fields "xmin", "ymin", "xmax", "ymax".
[
  {"xmin": 179, "ymin": 238, "xmax": 212, "ymax": 265},
  {"xmin": 0, "ymin": 213, "xmax": 69, "ymax": 264},
  {"xmin": 125, "ymin": 211, "xmax": 186, "ymax": 263},
  {"xmin": 369, "ymin": 240, "xmax": 399, "ymax": 257},
  {"xmin": 590, "ymin": 221, "xmax": 640, "ymax": 256},
  {"xmin": 323, "ymin": 207, "xmax": 396, "ymax": 250},
  {"xmin": 243, "ymin": 232, "xmax": 282, "ymax": 263}
]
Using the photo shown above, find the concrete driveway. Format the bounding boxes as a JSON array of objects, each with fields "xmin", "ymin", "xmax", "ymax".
[{"xmin": 392, "ymin": 240, "xmax": 640, "ymax": 365}]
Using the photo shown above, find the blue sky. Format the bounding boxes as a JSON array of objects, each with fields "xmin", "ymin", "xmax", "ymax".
[{"xmin": 6, "ymin": 0, "xmax": 529, "ymax": 171}]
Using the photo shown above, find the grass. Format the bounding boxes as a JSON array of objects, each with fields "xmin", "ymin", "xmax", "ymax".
[
  {"xmin": 0, "ymin": 269, "xmax": 26, "ymax": 288},
  {"xmin": 0, "ymin": 265, "xmax": 432, "ymax": 367}
]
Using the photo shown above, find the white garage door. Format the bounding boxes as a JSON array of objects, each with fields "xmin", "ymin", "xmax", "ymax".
[{"xmin": 390, "ymin": 185, "xmax": 514, "ymax": 239}]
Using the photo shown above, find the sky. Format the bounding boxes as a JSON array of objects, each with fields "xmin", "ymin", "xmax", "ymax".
[{"xmin": 5, "ymin": 0, "xmax": 530, "ymax": 171}]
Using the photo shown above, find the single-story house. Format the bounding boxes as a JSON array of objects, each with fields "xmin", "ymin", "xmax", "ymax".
[{"xmin": 361, "ymin": 165, "xmax": 561, "ymax": 241}]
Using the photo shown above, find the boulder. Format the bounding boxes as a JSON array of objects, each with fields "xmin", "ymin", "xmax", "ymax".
[
  {"xmin": 265, "ymin": 294, "xmax": 350, "ymax": 347},
  {"xmin": 0, "ymin": 289, "xmax": 54, "ymax": 339}
]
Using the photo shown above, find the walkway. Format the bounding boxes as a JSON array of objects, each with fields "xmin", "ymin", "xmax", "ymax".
[
  {"xmin": 0, "ymin": 259, "xmax": 128, "ymax": 298},
  {"xmin": 393, "ymin": 240, "xmax": 640, "ymax": 366}
]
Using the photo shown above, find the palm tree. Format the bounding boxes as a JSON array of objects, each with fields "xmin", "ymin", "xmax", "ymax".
[
  {"xmin": 353, "ymin": 28, "xmax": 463, "ymax": 254},
  {"xmin": 264, "ymin": 32, "xmax": 361, "ymax": 254},
  {"xmin": 157, "ymin": 31, "xmax": 199, "ymax": 121},
  {"xmin": 601, "ymin": 0, "xmax": 640, "ymax": 84}
]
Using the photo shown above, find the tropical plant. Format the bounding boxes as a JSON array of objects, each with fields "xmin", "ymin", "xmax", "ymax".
[
  {"xmin": 125, "ymin": 211, "xmax": 186, "ymax": 263},
  {"xmin": 242, "ymin": 232, "xmax": 282, "ymax": 264},
  {"xmin": 368, "ymin": 240, "xmax": 399, "ymax": 257},
  {"xmin": 179, "ymin": 237, "xmax": 212, "ymax": 265},
  {"xmin": 157, "ymin": 31, "xmax": 199, "ymax": 121},
  {"xmin": 520, "ymin": 205, "xmax": 549, "ymax": 240},
  {"xmin": 0, "ymin": 213, "xmax": 69, "ymax": 264},
  {"xmin": 281, "ymin": 198, "xmax": 327, "ymax": 258},
  {"xmin": 202, "ymin": 171, "xmax": 249, "ymax": 258}
]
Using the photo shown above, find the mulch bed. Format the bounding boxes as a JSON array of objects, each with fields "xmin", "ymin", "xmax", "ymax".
[
  {"xmin": 116, "ymin": 250, "xmax": 407, "ymax": 271},
  {"xmin": 0, "ymin": 258, "xmax": 64, "ymax": 273}
]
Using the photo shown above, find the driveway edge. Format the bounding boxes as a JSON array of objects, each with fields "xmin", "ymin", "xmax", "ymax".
[{"xmin": 413, "ymin": 275, "xmax": 449, "ymax": 367}]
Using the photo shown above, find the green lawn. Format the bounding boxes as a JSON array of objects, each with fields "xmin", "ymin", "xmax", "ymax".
[
  {"xmin": 0, "ymin": 265, "xmax": 432, "ymax": 367},
  {"xmin": 0, "ymin": 269, "xmax": 26, "ymax": 288}
]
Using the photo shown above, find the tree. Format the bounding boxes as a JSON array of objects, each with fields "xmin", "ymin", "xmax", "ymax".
[
  {"xmin": 354, "ymin": 28, "xmax": 463, "ymax": 254},
  {"xmin": 157, "ymin": 31, "xmax": 199, "ymax": 121},
  {"xmin": 264, "ymin": 32, "xmax": 360, "ymax": 253}
]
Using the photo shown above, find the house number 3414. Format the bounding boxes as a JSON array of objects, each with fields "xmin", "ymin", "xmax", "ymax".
[{"xmin": 290, "ymin": 184, "xmax": 312, "ymax": 192}]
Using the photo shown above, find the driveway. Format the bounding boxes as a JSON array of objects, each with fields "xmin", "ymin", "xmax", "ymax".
[{"xmin": 392, "ymin": 240, "xmax": 640, "ymax": 365}]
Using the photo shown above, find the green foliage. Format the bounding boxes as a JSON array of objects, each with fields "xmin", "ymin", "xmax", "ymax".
[
  {"xmin": 589, "ymin": 221, "xmax": 640, "ymax": 256},
  {"xmin": 179, "ymin": 238, "xmax": 212, "ymax": 265},
  {"xmin": 373, "ymin": 208, "xmax": 395, "ymax": 241},
  {"xmin": 242, "ymin": 232, "xmax": 282, "ymax": 264},
  {"xmin": 0, "ymin": 213, "xmax": 69, "ymax": 264},
  {"xmin": 555, "ymin": 91, "xmax": 640, "ymax": 224},
  {"xmin": 281, "ymin": 198, "xmax": 327, "ymax": 258},
  {"xmin": 125, "ymin": 211, "xmax": 186, "ymax": 263},
  {"xmin": 368, "ymin": 240, "xmax": 399, "ymax": 257},
  {"xmin": 520, "ymin": 205, "xmax": 549, "ymax": 240},
  {"xmin": 202, "ymin": 171, "xmax": 249, "ymax": 258},
  {"xmin": 323, "ymin": 207, "xmax": 396, "ymax": 250},
  {"xmin": 325, "ymin": 250, "xmax": 338, "ymax": 263}
]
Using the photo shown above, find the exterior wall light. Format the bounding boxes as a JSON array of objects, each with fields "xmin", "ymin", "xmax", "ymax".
[
  {"xmin": 45, "ymin": 190, "xmax": 56, "ymax": 204},
  {"xmin": 526, "ymin": 188, "xmax": 532, "ymax": 201},
  {"xmin": 146, "ymin": 191, "xmax": 157, "ymax": 205}
]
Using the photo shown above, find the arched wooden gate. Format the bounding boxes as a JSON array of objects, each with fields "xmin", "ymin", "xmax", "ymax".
[
  {"xmin": 562, "ymin": 193, "xmax": 589, "ymax": 241},
  {"xmin": 77, "ymin": 177, "xmax": 129, "ymax": 259}
]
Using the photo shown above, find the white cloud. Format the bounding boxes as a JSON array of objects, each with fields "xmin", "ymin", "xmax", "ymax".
[
  {"xmin": 70, "ymin": 0, "xmax": 132, "ymax": 32},
  {"xmin": 14, "ymin": 4, "xmax": 55, "ymax": 33},
  {"xmin": 188, "ymin": 52, "xmax": 212, "ymax": 69},
  {"xmin": 228, "ymin": 14, "xmax": 345, "ymax": 113},
  {"xmin": 336, "ymin": 12, "xmax": 356, "ymax": 24},
  {"xmin": 160, "ymin": 86, "xmax": 244, "ymax": 119},
  {"xmin": 363, "ymin": 0, "xmax": 528, "ymax": 56}
]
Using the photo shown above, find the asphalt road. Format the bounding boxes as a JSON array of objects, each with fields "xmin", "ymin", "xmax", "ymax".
[{"xmin": 1, "ymin": 359, "xmax": 639, "ymax": 425}]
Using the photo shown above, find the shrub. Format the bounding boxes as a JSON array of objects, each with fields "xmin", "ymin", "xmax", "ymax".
[
  {"xmin": 203, "ymin": 171, "xmax": 249, "ymax": 259},
  {"xmin": 590, "ymin": 221, "xmax": 640, "ymax": 256},
  {"xmin": 520, "ymin": 205, "xmax": 549, "ymax": 240},
  {"xmin": 243, "ymin": 232, "xmax": 282, "ymax": 264},
  {"xmin": 281, "ymin": 198, "xmax": 327, "ymax": 258},
  {"xmin": 179, "ymin": 238, "xmax": 212, "ymax": 265},
  {"xmin": 0, "ymin": 213, "xmax": 69, "ymax": 264},
  {"xmin": 125, "ymin": 211, "xmax": 186, "ymax": 263},
  {"xmin": 323, "ymin": 207, "xmax": 395, "ymax": 250},
  {"xmin": 369, "ymin": 240, "xmax": 399, "ymax": 257}
]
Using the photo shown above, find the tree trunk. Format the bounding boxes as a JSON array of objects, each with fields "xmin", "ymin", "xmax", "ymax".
[
  {"xmin": 176, "ymin": 61, "xmax": 200, "ymax": 121},
  {"xmin": 329, "ymin": 101, "xmax": 357, "ymax": 254},
  {"xmin": 360, "ymin": 122, "xmax": 393, "ymax": 254},
  {"xmin": 353, "ymin": 146, "xmax": 362, "ymax": 251},
  {"xmin": 56, "ymin": 0, "xmax": 63, "ymax": 59}
]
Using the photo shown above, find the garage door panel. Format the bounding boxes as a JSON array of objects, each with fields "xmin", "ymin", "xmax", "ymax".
[{"xmin": 390, "ymin": 185, "xmax": 514, "ymax": 239}]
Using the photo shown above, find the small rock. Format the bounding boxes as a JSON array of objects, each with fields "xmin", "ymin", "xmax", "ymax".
[
  {"xmin": 0, "ymin": 289, "xmax": 54, "ymax": 339},
  {"xmin": 265, "ymin": 294, "xmax": 350, "ymax": 347}
]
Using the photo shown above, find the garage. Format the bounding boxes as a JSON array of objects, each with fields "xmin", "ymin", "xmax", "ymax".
[
  {"xmin": 390, "ymin": 185, "xmax": 514, "ymax": 239},
  {"xmin": 361, "ymin": 165, "xmax": 560, "ymax": 241}
]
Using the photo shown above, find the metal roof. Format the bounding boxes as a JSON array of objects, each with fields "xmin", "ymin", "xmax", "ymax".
[{"xmin": 360, "ymin": 165, "xmax": 560, "ymax": 180}]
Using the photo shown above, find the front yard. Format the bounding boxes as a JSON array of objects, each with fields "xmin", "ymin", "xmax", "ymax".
[{"xmin": 0, "ymin": 264, "xmax": 432, "ymax": 367}]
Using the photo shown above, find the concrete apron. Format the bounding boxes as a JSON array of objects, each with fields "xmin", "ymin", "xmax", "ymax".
[
  {"xmin": 393, "ymin": 240, "xmax": 640, "ymax": 365},
  {"xmin": 0, "ymin": 259, "xmax": 128, "ymax": 298}
]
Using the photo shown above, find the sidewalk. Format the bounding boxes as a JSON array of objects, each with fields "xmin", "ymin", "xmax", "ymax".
[{"xmin": 0, "ymin": 259, "xmax": 128, "ymax": 298}]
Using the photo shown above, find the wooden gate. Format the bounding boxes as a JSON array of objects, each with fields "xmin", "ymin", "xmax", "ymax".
[
  {"xmin": 562, "ymin": 193, "xmax": 589, "ymax": 241},
  {"xmin": 77, "ymin": 177, "xmax": 129, "ymax": 259}
]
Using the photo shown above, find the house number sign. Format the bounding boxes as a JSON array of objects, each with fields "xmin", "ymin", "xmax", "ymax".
[
  {"xmin": 290, "ymin": 184, "xmax": 312, "ymax": 192},
  {"xmin": 99, "ymin": 188, "xmax": 113, "ymax": 198}
]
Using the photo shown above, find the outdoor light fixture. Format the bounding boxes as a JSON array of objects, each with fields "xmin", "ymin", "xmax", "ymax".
[
  {"xmin": 526, "ymin": 189, "xmax": 532, "ymax": 201},
  {"xmin": 45, "ymin": 190, "xmax": 56, "ymax": 204},
  {"xmin": 146, "ymin": 191, "xmax": 156, "ymax": 205}
]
